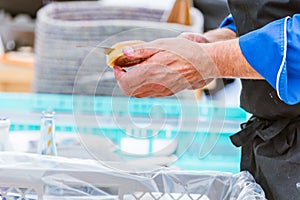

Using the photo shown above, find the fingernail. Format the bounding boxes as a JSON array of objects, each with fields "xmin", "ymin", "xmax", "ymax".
[
  {"xmin": 114, "ymin": 66, "xmax": 126, "ymax": 72},
  {"xmin": 123, "ymin": 46, "xmax": 135, "ymax": 57}
]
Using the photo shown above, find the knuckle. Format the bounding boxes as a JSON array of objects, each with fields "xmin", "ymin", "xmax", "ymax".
[{"xmin": 135, "ymin": 48, "xmax": 145, "ymax": 55}]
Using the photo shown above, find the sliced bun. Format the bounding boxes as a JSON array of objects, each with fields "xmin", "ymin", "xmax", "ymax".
[{"xmin": 106, "ymin": 40, "xmax": 144, "ymax": 68}]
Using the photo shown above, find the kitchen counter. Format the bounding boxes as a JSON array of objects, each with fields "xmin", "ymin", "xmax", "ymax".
[{"xmin": 0, "ymin": 92, "xmax": 247, "ymax": 173}]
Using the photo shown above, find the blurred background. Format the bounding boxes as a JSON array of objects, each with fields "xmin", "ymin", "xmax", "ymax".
[
  {"xmin": 0, "ymin": 0, "xmax": 246, "ymax": 174},
  {"xmin": 0, "ymin": 0, "xmax": 234, "ymax": 97}
]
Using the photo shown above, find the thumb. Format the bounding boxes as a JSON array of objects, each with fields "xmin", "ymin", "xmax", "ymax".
[
  {"xmin": 113, "ymin": 66, "xmax": 127, "ymax": 81},
  {"xmin": 122, "ymin": 43, "xmax": 161, "ymax": 59}
]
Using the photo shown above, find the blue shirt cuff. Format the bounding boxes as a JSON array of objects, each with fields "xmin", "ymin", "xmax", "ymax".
[
  {"xmin": 239, "ymin": 16, "xmax": 300, "ymax": 105},
  {"xmin": 219, "ymin": 14, "xmax": 237, "ymax": 33}
]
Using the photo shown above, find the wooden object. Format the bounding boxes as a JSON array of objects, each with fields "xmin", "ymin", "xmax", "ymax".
[
  {"xmin": 0, "ymin": 52, "xmax": 34, "ymax": 92},
  {"xmin": 167, "ymin": 0, "xmax": 192, "ymax": 25}
]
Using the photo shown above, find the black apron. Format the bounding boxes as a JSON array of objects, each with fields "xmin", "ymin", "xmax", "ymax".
[{"xmin": 227, "ymin": 1, "xmax": 300, "ymax": 199}]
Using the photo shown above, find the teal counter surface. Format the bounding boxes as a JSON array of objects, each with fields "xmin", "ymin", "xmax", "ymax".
[{"xmin": 0, "ymin": 92, "xmax": 248, "ymax": 173}]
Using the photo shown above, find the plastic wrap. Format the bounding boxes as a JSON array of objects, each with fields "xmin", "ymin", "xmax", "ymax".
[{"xmin": 0, "ymin": 152, "xmax": 266, "ymax": 200}]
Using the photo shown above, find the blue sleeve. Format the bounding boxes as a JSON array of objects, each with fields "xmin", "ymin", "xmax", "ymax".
[
  {"xmin": 219, "ymin": 14, "xmax": 237, "ymax": 33},
  {"xmin": 239, "ymin": 14, "xmax": 300, "ymax": 105}
]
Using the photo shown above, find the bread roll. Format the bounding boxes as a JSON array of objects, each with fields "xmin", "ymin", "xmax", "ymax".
[{"xmin": 106, "ymin": 40, "xmax": 145, "ymax": 68}]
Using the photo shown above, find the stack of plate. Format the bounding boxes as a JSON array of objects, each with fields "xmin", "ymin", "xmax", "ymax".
[{"xmin": 33, "ymin": 1, "xmax": 204, "ymax": 96}]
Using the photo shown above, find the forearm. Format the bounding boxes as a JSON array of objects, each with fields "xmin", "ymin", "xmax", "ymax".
[{"xmin": 204, "ymin": 38, "xmax": 263, "ymax": 79}]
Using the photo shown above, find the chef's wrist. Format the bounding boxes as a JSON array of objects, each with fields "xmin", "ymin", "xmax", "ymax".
[{"xmin": 203, "ymin": 39, "xmax": 263, "ymax": 79}]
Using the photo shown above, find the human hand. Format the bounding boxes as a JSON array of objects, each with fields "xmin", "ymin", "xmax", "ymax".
[
  {"xmin": 113, "ymin": 38, "xmax": 217, "ymax": 98},
  {"xmin": 178, "ymin": 32, "xmax": 215, "ymax": 90}
]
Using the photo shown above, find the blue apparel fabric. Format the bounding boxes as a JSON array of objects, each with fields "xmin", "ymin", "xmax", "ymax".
[{"xmin": 219, "ymin": 15, "xmax": 300, "ymax": 105}]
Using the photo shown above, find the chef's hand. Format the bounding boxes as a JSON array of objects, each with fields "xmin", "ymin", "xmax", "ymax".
[
  {"xmin": 178, "ymin": 32, "xmax": 214, "ymax": 90},
  {"xmin": 113, "ymin": 37, "xmax": 218, "ymax": 98}
]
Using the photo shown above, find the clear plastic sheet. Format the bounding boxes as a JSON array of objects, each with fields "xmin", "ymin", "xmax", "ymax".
[{"xmin": 0, "ymin": 152, "xmax": 266, "ymax": 200}]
